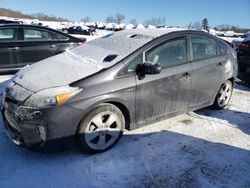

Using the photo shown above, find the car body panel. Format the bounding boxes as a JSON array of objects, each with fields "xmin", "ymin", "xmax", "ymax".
[
  {"xmin": 1, "ymin": 29, "xmax": 238, "ymax": 150},
  {"xmin": 188, "ymin": 56, "xmax": 225, "ymax": 108}
]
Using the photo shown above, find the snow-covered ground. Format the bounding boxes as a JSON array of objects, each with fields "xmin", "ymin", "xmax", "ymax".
[{"xmin": 0, "ymin": 76, "xmax": 249, "ymax": 188}]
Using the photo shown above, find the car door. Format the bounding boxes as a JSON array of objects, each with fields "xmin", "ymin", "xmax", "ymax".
[
  {"xmin": 135, "ymin": 36, "xmax": 192, "ymax": 125},
  {"xmin": 0, "ymin": 27, "xmax": 21, "ymax": 71},
  {"xmin": 19, "ymin": 27, "xmax": 56, "ymax": 65},
  {"xmin": 188, "ymin": 34, "xmax": 224, "ymax": 110}
]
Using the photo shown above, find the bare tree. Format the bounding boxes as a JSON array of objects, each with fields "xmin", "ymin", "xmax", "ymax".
[
  {"xmin": 81, "ymin": 16, "xmax": 91, "ymax": 23},
  {"xmin": 130, "ymin": 18, "xmax": 137, "ymax": 26},
  {"xmin": 144, "ymin": 17, "xmax": 166, "ymax": 26},
  {"xmin": 191, "ymin": 22, "xmax": 202, "ymax": 29},
  {"xmin": 105, "ymin": 15, "xmax": 116, "ymax": 23},
  {"xmin": 115, "ymin": 13, "xmax": 125, "ymax": 24}
]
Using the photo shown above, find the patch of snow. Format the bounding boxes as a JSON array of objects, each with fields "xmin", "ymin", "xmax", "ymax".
[
  {"xmin": 126, "ymin": 24, "xmax": 135, "ymax": 30},
  {"xmin": 136, "ymin": 24, "xmax": 145, "ymax": 29},
  {"xmin": 147, "ymin": 25, "xmax": 156, "ymax": 29}
]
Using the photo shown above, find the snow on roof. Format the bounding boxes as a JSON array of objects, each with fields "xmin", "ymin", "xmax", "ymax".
[{"xmin": 72, "ymin": 28, "xmax": 185, "ymax": 64}]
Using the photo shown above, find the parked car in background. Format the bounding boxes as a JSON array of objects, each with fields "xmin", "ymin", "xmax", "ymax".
[
  {"xmin": 237, "ymin": 33, "xmax": 250, "ymax": 72},
  {"xmin": 0, "ymin": 19, "xmax": 22, "ymax": 25},
  {"xmin": 232, "ymin": 33, "xmax": 250, "ymax": 50},
  {"xmin": 0, "ymin": 24, "xmax": 85, "ymax": 74},
  {"xmin": 64, "ymin": 26, "xmax": 95, "ymax": 35},
  {"xmin": 1, "ymin": 29, "xmax": 237, "ymax": 153}
]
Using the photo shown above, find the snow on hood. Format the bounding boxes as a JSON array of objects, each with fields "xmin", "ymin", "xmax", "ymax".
[
  {"xmin": 14, "ymin": 48, "xmax": 110, "ymax": 92},
  {"xmin": 13, "ymin": 29, "xmax": 167, "ymax": 92}
]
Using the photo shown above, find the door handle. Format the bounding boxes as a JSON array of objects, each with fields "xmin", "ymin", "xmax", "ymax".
[
  {"xmin": 180, "ymin": 72, "xmax": 190, "ymax": 81},
  {"xmin": 50, "ymin": 44, "xmax": 56, "ymax": 48},
  {"xmin": 8, "ymin": 47, "xmax": 20, "ymax": 51}
]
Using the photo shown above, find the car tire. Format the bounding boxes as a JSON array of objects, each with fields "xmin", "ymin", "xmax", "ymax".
[
  {"xmin": 213, "ymin": 80, "xmax": 233, "ymax": 110},
  {"xmin": 77, "ymin": 103, "xmax": 125, "ymax": 153}
]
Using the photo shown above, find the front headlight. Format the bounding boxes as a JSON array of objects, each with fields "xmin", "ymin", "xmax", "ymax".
[{"xmin": 24, "ymin": 85, "xmax": 82, "ymax": 108}]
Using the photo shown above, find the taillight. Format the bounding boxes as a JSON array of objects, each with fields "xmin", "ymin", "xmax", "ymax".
[
  {"xmin": 239, "ymin": 43, "xmax": 248, "ymax": 49},
  {"xmin": 78, "ymin": 42, "xmax": 85, "ymax": 45}
]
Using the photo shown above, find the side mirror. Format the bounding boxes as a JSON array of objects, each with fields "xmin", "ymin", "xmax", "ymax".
[{"xmin": 136, "ymin": 62, "xmax": 161, "ymax": 77}]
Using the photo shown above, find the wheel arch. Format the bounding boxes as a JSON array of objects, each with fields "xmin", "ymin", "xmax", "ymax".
[
  {"xmin": 106, "ymin": 101, "xmax": 131, "ymax": 131},
  {"xmin": 75, "ymin": 99, "xmax": 132, "ymax": 137},
  {"xmin": 227, "ymin": 77, "xmax": 235, "ymax": 86}
]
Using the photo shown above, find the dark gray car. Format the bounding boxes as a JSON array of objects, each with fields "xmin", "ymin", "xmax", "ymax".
[{"xmin": 1, "ymin": 29, "xmax": 238, "ymax": 153}]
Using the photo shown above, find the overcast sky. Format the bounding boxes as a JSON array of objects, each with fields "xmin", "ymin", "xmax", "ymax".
[{"xmin": 1, "ymin": 0, "xmax": 250, "ymax": 27}]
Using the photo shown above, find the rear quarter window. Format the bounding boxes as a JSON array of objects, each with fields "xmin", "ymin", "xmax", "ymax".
[
  {"xmin": 191, "ymin": 35, "xmax": 217, "ymax": 61},
  {"xmin": 53, "ymin": 33, "xmax": 68, "ymax": 40},
  {"xmin": 217, "ymin": 40, "xmax": 228, "ymax": 56}
]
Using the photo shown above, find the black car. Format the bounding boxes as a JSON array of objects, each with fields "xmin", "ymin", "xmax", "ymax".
[
  {"xmin": 0, "ymin": 24, "xmax": 86, "ymax": 74},
  {"xmin": 237, "ymin": 34, "xmax": 250, "ymax": 72}
]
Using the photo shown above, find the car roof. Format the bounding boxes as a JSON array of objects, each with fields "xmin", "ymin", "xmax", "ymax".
[
  {"xmin": 0, "ymin": 23, "xmax": 56, "ymax": 30},
  {"xmin": 88, "ymin": 28, "xmax": 189, "ymax": 56},
  {"xmin": 0, "ymin": 23, "xmax": 85, "ymax": 41},
  {"xmin": 72, "ymin": 28, "xmax": 211, "ymax": 65},
  {"xmin": 111, "ymin": 28, "xmax": 186, "ymax": 38}
]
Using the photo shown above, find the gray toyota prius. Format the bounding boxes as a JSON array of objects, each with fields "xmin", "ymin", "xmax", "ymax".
[{"xmin": 1, "ymin": 29, "xmax": 238, "ymax": 153}]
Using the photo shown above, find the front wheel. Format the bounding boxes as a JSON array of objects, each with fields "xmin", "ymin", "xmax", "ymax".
[
  {"xmin": 77, "ymin": 103, "xmax": 125, "ymax": 153},
  {"xmin": 213, "ymin": 80, "xmax": 233, "ymax": 109}
]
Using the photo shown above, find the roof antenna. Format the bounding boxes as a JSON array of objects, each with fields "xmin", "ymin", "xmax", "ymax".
[{"xmin": 188, "ymin": 22, "xmax": 191, "ymax": 29}]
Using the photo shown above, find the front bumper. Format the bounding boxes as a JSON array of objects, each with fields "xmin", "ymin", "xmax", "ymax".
[
  {"xmin": 1, "ymin": 98, "xmax": 84, "ymax": 151},
  {"xmin": 1, "ymin": 102, "xmax": 47, "ymax": 147}
]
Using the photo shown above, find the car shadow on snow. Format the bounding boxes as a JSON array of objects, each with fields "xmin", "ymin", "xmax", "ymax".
[
  {"xmin": 0, "ymin": 119, "xmax": 250, "ymax": 187},
  {"xmin": 195, "ymin": 107, "xmax": 250, "ymax": 136}
]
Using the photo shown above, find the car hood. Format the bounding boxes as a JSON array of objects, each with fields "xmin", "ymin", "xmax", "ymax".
[{"xmin": 14, "ymin": 51, "xmax": 107, "ymax": 92}]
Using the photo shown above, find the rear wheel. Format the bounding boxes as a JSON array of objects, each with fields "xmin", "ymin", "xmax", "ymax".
[
  {"xmin": 78, "ymin": 103, "xmax": 125, "ymax": 153},
  {"xmin": 213, "ymin": 80, "xmax": 233, "ymax": 109}
]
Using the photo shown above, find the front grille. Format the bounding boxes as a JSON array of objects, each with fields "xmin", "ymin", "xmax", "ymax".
[{"xmin": 5, "ymin": 96, "xmax": 18, "ymax": 104}]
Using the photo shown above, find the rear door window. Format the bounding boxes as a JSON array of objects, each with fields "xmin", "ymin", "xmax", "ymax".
[
  {"xmin": 146, "ymin": 37, "xmax": 187, "ymax": 68},
  {"xmin": 23, "ymin": 28, "xmax": 53, "ymax": 41},
  {"xmin": 191, "ymin": 35, "xmax": 217, "ymax": 61},
  {"xmin": 0, "ymin": 28, "xmax": 17, "ymax": 42}
]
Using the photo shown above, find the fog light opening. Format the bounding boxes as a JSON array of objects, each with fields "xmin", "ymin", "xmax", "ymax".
[{"xmin": 38, "ymin": 126, "xmax": 47, "ymax": 141}]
